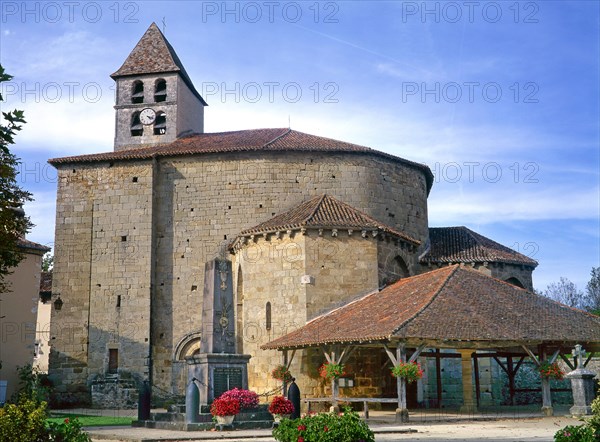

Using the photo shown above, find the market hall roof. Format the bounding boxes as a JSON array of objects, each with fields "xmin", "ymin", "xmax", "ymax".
[
  {"xmin": 48, "ymin": 128, "xmax": 434, "ymax": 192},
  {"xmin": 422, "ymin": 226, "xmax": 538, "ymax": 268},
  {"xmin": 110, "ymin": 22, "xmax": 207, "ymax": 105},
  {"xmin": 231, "ymin": 194, "xmax": 420, "ymax": 246},
  {"xmin": 261, "ymin": 265, "xmax": 600, "ymax": 351}
]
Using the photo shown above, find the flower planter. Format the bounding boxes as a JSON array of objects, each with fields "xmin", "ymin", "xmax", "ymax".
[{"xmin": 215, "ymin": 414, "xmax": 235, "ymax": 426}]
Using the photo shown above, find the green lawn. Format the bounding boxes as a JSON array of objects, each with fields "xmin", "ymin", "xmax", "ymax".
[{"xmin": 47, "ymin": 413, "xmax": 134, "ymax": 427}]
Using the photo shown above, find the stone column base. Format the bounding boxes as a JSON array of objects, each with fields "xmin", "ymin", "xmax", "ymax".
[
  {"xmin": 395, "ymin": 408, "xmax": 409, "ymax": 423},
  {"xmin": 541, "ymin": 406, "xmax": 554, "ymax": 416},
  {"xmin": 459, "ymin": 404, "xmax": 477, "ymax": 414},
  {"xmin": 570, "ymin": 405, "xmax": 592, "ymax": 417}
]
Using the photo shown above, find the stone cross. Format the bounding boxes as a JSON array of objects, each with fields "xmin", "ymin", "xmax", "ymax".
[{"xmin": 572, "ymin": 344, "xmax": 586, "ymax": 368}]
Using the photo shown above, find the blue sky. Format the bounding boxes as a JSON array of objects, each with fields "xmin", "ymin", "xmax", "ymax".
[{"xmin": 1, "ymin": 1, "xmax": 598, "ymax": 292}]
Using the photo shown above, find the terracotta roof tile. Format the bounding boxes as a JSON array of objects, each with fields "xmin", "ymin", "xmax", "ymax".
[
  {"xmin": 17, "ymin": 238, "xmax": 51, "ymax": 253},
  {"xmin": 40, "ymin": 272, "xmax": 52, "ymax": 293},
  {"xmin": 262, "ymin": 265, "xmax": 600, "ymax": 350},
  {"xmin": 48, "ymin": 129, "xmax": 433, "ymax": 191},
  {"xmin": 421, "ymin": 227, "xmax": 538, "ymax": 267},
  {"xmin": 236, "ymin": 194, "xmax": 420, "ymax": 245},
  {"xmin": 110, "ymin": 23, "xmax": 206, "ymax": 105}
]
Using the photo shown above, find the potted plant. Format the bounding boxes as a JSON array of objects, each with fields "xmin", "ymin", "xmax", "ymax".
[
  {"xmin": 218, "ymin": 387, "xmax": 259, "ymax": 410},
  {"xmin": 210, "ymin": 397, "xmax": 240, "ymax": 426},
  {"xmin": 271, "ymin": 365, "xmax": 293, "ymax": 383},
  {"xmin": 268, "ymin": 395, "xmax": 294, "ymax": 422},
  {"xmin": 391, "ymin": 361, "xmax": 424, "ymax": 383},
  {"xmin": 538, "ymin": 361, "xmax": 564, "ymax": 380},
  {"xmin": 319, "ymin": 363, "xmax": 345, "ymax": 380}
]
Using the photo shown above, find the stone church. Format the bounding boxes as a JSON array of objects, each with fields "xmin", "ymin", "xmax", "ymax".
[{"xmin": 47, "ymin": 23, "xmax": 538, "ymax": 406}]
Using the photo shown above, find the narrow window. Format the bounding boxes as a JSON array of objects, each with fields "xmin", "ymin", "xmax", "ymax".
[
  {"xmin": 131, "ymin": 80, "xmax": 144, "ymax": 104},
  {"xmin": 153, "ymin": 112, "xmax": 166, "ymax": 135},
  {"xmin": 131, "ymin": 112, "xmax": 142, "ymax": 137},
  {"xmin": 108, "ymin": 349, "xmax": 118, "ymax": 374},
  {"xmin": 266, "ymin": 302, "xmax": 272, "ymax": 331},
  {"xmin": 154, "ymin": 78, "xmax": 167, "ymax": 102}
]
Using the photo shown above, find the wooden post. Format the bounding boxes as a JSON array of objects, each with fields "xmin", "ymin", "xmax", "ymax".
[
  {"xmin": 473, "ymin": 354, "xmax": 481, "ymax": 408},
  {"xmin": 283, "ymin": 350, "xmax": 288, "ymax": 397},
  {"xmin": 435, "ymin": 349, "xmax": 442, "ymax": 408},
  {"xmin": 507, "ymin": 356, "xmax": 515, "ymax": 406}
]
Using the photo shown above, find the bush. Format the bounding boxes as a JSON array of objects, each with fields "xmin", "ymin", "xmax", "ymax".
[
  {"xmin": 268, "ymin": 396, "xmax": 294, "ymax": 415},
  {"xmin": 554, "ymin": 390, "xmax": 600, "ymax": 442},
  {"xmin": 47, "ymin": 417, "xmax": 91, "ymax": 442},
  {"xmin": 554, "ymin": 425, "xmax": 595, "ymax": 442},
  {"xmin": 273, "ymin": 408, "xmax": 374, "ymax": 442},
  {"xmin": 0, "ymin": 395, "xmax": 49, "ymax": 442},
  {"xmin": 218, "ymin": 388, "xmax": 259, "ymax": 410}
]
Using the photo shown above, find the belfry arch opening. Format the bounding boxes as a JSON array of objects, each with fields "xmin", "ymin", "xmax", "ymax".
[
  {"xmin": 131, "ymin": 80, "xmax": 144, "ymax": 103},
  {"xmin": 154, "ymin": 78, "xmax": 167, "ymax": 102},
  {"xmin": 130, "ymin": 112, "xmax": 142, "ymax": 137}
]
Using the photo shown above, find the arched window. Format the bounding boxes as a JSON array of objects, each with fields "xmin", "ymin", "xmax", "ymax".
[
  {"xmin": 153, "ymin": 112, "xmax": 166, "ymax": 135},
  {"xmin": 154, "ymin": 78, "xmax": 167, "ymax": 102},
  {"xmin": 130, "ymin": 112, "xmax": 142, "ymax": 137},
  {"xmin": 266, "ymin": 302, "xmax": 272, "ymax": 331},
  {"xmin": 131, "ymin": 80, "xmax": 144, "ymax": 104},
  {"xmin": 505, "ymin": 277, "xmax": 525, "ymax": 288}
]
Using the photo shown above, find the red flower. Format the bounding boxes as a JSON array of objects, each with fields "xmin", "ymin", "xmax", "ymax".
[
  {"xmin": 298, "ymin": 437, "xmax": 304, "ymax": 442},
  {"xmin": 297, "ymin": 424, "xmax": 306, "ymax": 431},
  {"xmin": 324, "ymin": 426, "xmax": 329, "ymax": 432},
  {"xmin": 64, "ymin": 418, "xmax": 69, "ymax": 424}
]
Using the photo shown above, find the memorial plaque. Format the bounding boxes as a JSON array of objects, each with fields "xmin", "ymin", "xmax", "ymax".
[{"xmin": 213, "ymin": 367, "xmax": 243, "ymax": 398}]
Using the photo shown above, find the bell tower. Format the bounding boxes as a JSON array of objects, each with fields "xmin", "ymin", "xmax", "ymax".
[{"xmin": 111, "ymin": 23, "xmax": 207, "ymax": 152}]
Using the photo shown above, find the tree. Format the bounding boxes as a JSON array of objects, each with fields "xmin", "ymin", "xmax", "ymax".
[
  {"xmin": 543, "ymin": 277, "xmax": 584, "ymax": 309},
  {"xmin": 0, "ymin": 65, "xmax": 33, "ymax": 292},
  {"xmin": 585, "ymin": 267, "xmax": 600, "ymax": 315},
  {"xmin": 41, "ymin": 252, "xmax": 53, "ymax": 272}
]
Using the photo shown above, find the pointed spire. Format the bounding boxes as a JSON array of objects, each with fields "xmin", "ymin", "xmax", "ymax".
[{"xmin": 111, "ymin": 23, "xmax": 206, "ymax": 104}]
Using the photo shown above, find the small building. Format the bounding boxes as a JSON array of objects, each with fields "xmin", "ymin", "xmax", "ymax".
[{"xmin": 0, "ymin": 238, "xmax": 50, "ymax": 402}]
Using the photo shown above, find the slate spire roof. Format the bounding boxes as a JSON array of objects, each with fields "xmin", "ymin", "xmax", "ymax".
[
  {"xmin": 233, "ymin": 194, "xmax": 420, "ymax": 245},
  {"xmin": 421, "ymin": 226, "xmax": 538, "ymax": 268},
  {"xmin": 111, "ymin": 22, "xmax": 206, "ymax": 105},
  {"xmin": 262, "ymin": 265, "xmax": 600, "ymax": 350}
]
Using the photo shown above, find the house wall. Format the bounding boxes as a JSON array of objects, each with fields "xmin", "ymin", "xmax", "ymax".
[{"xmin": 0, "ymin": 250, "xmax": 45, "ymax": 400}]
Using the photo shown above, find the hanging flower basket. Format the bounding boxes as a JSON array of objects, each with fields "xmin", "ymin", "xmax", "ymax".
[
  {"xmin": 271, "ymin": 365, "xmax": 293, "ymax": 383},
  {"xmin": 319, "ymin": 363, "xmax": 345, "ymax": 380},
  {"xmin": 538, "ymin": 361, "xmax": 564, "ymax": 380},
  {"xmin": 391, "ymin": 362, "xmax": 423, "ymax": 383}
]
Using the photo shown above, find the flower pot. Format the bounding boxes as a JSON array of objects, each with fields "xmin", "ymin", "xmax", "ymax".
[
  {"xmin": 215, "ymin": 415, "xmax": 235, "ymax": 426},
  {"xmin": 272, "ymin": 413, "xmax": 291, "ymax": 423}
]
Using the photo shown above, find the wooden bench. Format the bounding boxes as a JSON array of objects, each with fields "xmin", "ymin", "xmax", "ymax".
[{"xmin": 303, "ymin": 397, "xmax": 399, "ymax": 419}]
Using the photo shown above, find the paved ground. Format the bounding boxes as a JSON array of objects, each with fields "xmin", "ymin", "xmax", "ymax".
[{"xmin": 85, "ymin": 409, "xmax": 583, "ymax": 442}]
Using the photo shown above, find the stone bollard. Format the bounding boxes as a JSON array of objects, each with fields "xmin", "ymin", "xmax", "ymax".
[
  {"xmin": 287, "ymin": 378, "xmax": 301, "ymax": 419},
  {"xmin": 185, "ymin": 378, "xmax": 200, "ymax": 424},
  {"xmin": 137, "ymin": 379, "xmax": 151, "ymax": 421}
]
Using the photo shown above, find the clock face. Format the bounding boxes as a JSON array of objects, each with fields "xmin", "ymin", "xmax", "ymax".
[{"xmin": 139, "ymin": 108, "xmax": 156, "ymax": 125}]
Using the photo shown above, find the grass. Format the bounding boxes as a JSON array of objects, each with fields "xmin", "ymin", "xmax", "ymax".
[{"xmin": 47, "ymin": 413, "xmax": 134, "ymax": 427}]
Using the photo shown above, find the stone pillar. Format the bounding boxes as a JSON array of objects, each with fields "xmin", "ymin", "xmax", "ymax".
[
  {"xmin": 459, "ymin": 350, "xmax": 477, "ymax": 414},
  {"xmin": 395, "ymin": 345, "xmax": 409, "ymax": 423},
  {"xmin": 539, "ymin": 348, "xmax": 553, "ymax": 416}
]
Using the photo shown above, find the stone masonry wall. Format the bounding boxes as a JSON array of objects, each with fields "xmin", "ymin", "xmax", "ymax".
[
  {"xmin": 49, "ymin": 162, "xmax": 154, "ymax": 405},
  {"xmin": 151, "ymin": 151, "xmax": 430, "ymax": 394}
]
